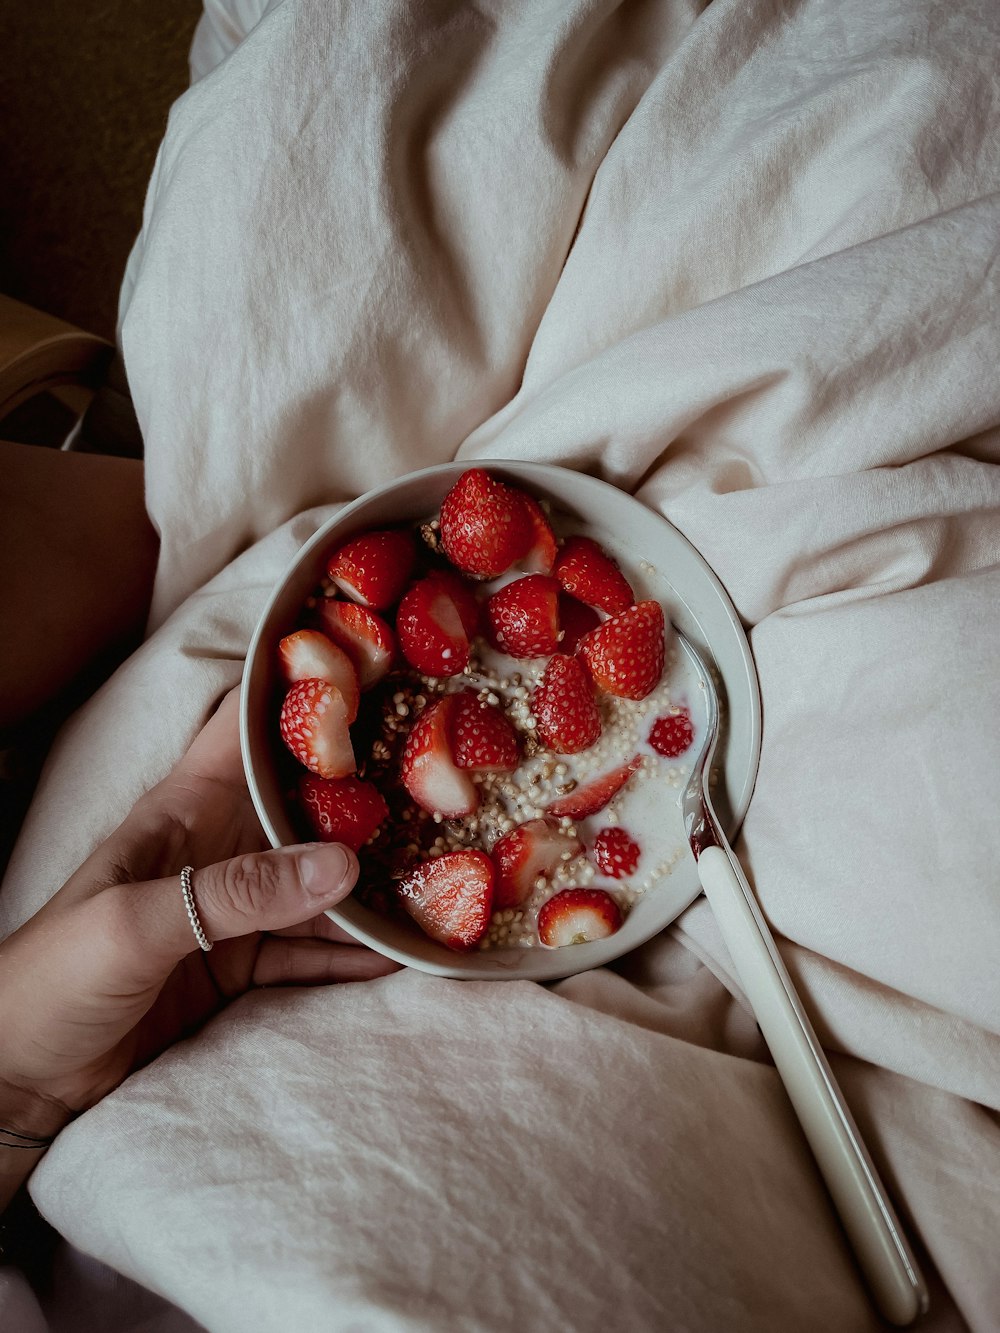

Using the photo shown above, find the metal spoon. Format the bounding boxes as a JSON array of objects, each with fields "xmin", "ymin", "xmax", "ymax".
[{"xmin": 676, "ymin": 629, "xmax": 928, "ymax": 1326}]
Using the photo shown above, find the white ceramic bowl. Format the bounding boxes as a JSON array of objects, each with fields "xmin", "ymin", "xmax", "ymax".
[{"xmin": 241, "ymin": 460, "xmax": 761, "ymax": 982}]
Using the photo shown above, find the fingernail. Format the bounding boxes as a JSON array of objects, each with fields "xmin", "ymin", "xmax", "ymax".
[{"xmin": 295, "ymin": 843, "xmax": 358, "ymax": 898}]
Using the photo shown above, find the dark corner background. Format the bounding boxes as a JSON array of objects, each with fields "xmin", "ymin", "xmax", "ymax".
[
  {"xmin": 0, "ymin": 4, "xmax": 202, "ymax": 883},
  {"xmin": 0, "ymin": 2, "xmax": 203, "ymax": 340}
]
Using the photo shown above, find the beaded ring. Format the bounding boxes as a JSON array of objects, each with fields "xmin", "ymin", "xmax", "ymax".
[{"xmin": 180, "ymin": 864, "xmax": 213, "ymax": 951}]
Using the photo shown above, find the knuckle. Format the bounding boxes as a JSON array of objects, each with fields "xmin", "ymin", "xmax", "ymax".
[
  {"xmin": 215, "ymin": 852, "xmax": 284, "ymax": 922},
  {"xmin": 87, "ymin": 883, "xmax": 170, "ymax": 984}
]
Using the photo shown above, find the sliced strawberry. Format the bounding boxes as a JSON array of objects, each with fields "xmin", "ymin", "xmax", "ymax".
[
  {"xmin": 492, "ymin": 817, "xmax": 583, "ymax": 910},
  {"xmin": 578, "ymin": 600, "xmax": 665, "ymax": 701},
  {"xmin": 397, "ymin": 576, "xmax": 470, "ymax": 677},
  {"xmin": 532, "ymin": 654, "xmax": 601, "ymax": 754},
  {"xmin": 649, "ymin": 710, "xmax": 695, "ymax": 758},
  {"xmin": 545, "ymin": 756, "xmax": 642, "ymax": 819},
  {"xmin": 518, "ymin": 496, "xmax": 557, "ymax": 575},
  {"xmin": 439, "ymin": 469, "xmax": 533, "ymax": 578},
  {"xmin": 423, "ymin": 568, "xmax": 481, "ymax": 638},
  {"xmin": 400, "ymin": 694, "xmax": 478, "ymax": 817},
  {"xmin": 326, "ymin": 529, "xmax": 416, "ymax": 610},
  {"xmin": 449, "ymin": 690, "xmax": 519, "ymax": 772},
  {"xmin": 537, "ymin": 888, "xmax": 623, "ymax": 947},
  {"xmin": 396, "ymin": 850, "xmax": 494, "ymax": 951},
  {"xmin": 557, "ymin": 594, "xmax": 600, "ymax": 654},
  {"xmin": 278, "ymin": 629, "xmax": 361, "ymax": 721},
  {"xmin": 485, "ymin": 575, "xmax": 561, "ymax": 659},
  {"xmin": 279, "ymin": 679, "xmax": 356, "ymax": 779},
  {"xmin": 591, "ymin": 827, "xmax": 641, "ymax": 879},
  {"xmin": 554, "ymin": 536, "xmax": 634, "ymax": 615},
  {"xmin": 317, "ymin": 600, "xmax": 396, "ymax": 690},
  {"xmin": 299, "ymin": 774, "xmax": 389, "ymax": 851}
]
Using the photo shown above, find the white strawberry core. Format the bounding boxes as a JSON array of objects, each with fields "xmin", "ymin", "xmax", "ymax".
[
  {"xmin": 280, "ymin": 632, "xmax": 361, "ymax": 719},
  {"xmin": 329, "ymin": 616, "xmax": 391, "ymax": 689},
  {"xmin": 429, "ymin": 591, "xmax": 466, "ymax": 644},
  {"xmin": 402, "ymin": 698, "xmax": 478, "ymax": 818},
  {"xmin": 407, "ymin": 749, "xmax": 477, "ymax": 818},
  {"xmin": 330, "ymin": 575, "xmax": 373, "ymax": 607},
  {"xmin": 544, "ymin": 908, "xmax": 615, "ymax": 947},
  {"xmin": 308, "ymin": 688, "xmax": 356, "ymax": 779},
  {"xmin": 519, "ymin": 821, "xmax": 580, "ymax": 888}
]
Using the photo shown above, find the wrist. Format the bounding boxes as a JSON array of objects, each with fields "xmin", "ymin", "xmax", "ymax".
[
  {"xmin": 0, "ymin": 1075, "xmax": 74, "ymax": 1144},
  {"xmin": 0, "ymin": 1078, "xmax": 73, "ymax": 1219}
]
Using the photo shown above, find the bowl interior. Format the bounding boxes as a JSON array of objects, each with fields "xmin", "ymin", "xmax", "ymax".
[{"xmin": 241, "ymin": 461, "xmax": 761, "ymax": 981}]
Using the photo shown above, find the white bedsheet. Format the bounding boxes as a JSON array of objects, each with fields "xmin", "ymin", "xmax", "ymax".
[{"xmin": 3, "ymin": 0, "xmax": 999, "ymax": 1328}]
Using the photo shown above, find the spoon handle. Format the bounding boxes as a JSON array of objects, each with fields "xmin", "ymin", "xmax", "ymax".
[{"xmin": 697, "ymin": 844, "xmax": 928, "ymax": 1326}]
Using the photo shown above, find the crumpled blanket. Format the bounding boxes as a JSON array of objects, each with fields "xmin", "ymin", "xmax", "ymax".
[{"xmin": 2, "ymin": 0, "xmax": 999, "ymax": 1328}]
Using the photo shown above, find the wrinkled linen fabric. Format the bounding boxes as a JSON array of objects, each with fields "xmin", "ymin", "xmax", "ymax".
[{"xmin": 2, "ymin": 0, "xmax": 1000, "ymax": 1328}]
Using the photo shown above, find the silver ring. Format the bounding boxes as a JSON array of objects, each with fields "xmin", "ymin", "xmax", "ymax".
[{"xmin": 180, "ymin": 865, "xmax": 213, "ymax": 952}]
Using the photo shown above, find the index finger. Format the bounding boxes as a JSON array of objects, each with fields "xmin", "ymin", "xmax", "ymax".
[{"xmin": 174, "ymin": 685, "xmax": 246, "ymax": 790}]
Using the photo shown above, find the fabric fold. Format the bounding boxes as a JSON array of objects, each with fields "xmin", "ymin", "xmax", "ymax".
[{"xmin": 4, "ymin": 0, "xmax": 999, "ymax": 1326}]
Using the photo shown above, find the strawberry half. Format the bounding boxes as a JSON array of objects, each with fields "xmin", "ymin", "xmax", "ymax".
[
  {"xmin": 554, "ymin": 536, "xmax": 634, "ymax": 615},
  {"xmin": 537, "ymin": 888, "xmax": 623, "ymax": 948},
  {"xmin": 400, "ymin": 694, "xmax": 478, "ymax": 817},
  {"xmin": 449, "ymin": 690, "xmax": 519, "ymax": 772},
  {"xmin": 397, "ymin": 576, "xmax": 470, "ymax": 677},
  {"xmin": 532, "ymin": 654, "xmax": 601, "ymax": 754},
  {"xmin": 424, "ymin": 568, "xmax": 481, "ymax": 638},
  {"xmin": 278, "ymin": 629, "xmax": 361, "ymax": 721},
  {"xmin": 578, "ymin": 600, "xmax": 665, "ymax": 700},
  {"xmin": 299, "ymin": 774, "xmax": 389, "ymax": 851},
  {"xmin": 485, "ymin": 575, "xmax": 561, "ymax": 659},
  {"xmin": 326, "ymin": 529, "xmax": 416, "ymax": 610},
  {"xmin": 396, "ymin": 850, "xmax": 494, "ymax": 950},
  {"xmin": 519, "ymin": 496, "xmax": 557, "ymax": 575},
  {"xmin": 591, "ymin": 827, "xmax": 641, "ymax": 879},
  {"xmin": 317, "ymin": 600, "xmax": 396, "ymax": 691},
  {"xmin": 649, "ymin": 710, "xmax": 695, "ymax": 758},
  {"xmin": 279, "ymin": 679, "xmax": 356, "ymax": 779},
  {"xmin": 439, "ymin": 469, "xmax": 533, "ymax": 578},
  {"xmin": 557, "ymin": 594, "xmax": 600, "ymax": 654},
  {"xmin": 492, "ymin": 817, "xmax": 583, "ymax": 910},
  {"xmin": 546, "ymin": 756, "xmax": 641, "ymax": 819}
]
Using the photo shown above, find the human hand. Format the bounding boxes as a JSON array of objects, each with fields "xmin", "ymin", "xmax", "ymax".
[{"xmin": 0, "ymin": 689, "xmax": 399, "ymax": 1154}]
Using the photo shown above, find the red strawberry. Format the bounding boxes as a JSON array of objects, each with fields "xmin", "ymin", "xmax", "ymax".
[
  {"xmin": 485, "ymin": 575, "xmax": 561, "ymax": 659},
  {"xmin": 424, "ymin": 568, "xmax": 481, "ymax": 638},
  {"xmin": 537, "ymin": 888, "xmax": 623, "ymax": 947},
  {"xmin": 396, "ymin": 850, "xmax": 494, "ymax": 951},
  {"xmin": 578, "ymin": 600, "xmax": 665, "ymax": 700},
  {"xmin": 400, "ymin": 694, "xmax": 478, "ymax": 817},
  {"xmin": 591, "ymin": 827, "xmax": 641, "ymax": 879},
  {"xmin": 279, "ymin": 679, "xmax": 356, "ymax": 779},
  {"xmin": 278, "ymin": 629, "xmax": 361, "ymax": 721},
  {"xmin": 326, "ymin": 529, "xmax": 416, "ymax": 610},
  {"xmin": 492, "ymin": 817, "xmax": 582, "ymax": 910},
  {"xmin": 519, "ymin": 496, "xmax": 557, "ymax": 575},
  {"xmin": 299, "ymin": 774, "xmax": 389, "ymax": 851},
  {"xmin": 554, "ymin": 536, "xmax": 634, "ymax": 614},
  {"xmin": 317, "ymin": 601, "xmax": 396, "ymax": 690},
  {"xmin": 557, "ymin": 594, "xmax": 600, "ymax": 654},
  {"xmin": 649, "ymin": 710, "xmax": 695, "ymax": 758},
  {"xmin": 439, "ymin": 469, "xmax": 533, "ymax": 577},
  {"xmin": 546, "ymin": 756, "xmax": 641, "ymax": 819},
  {"xmin": 449, "ymin": 691, "xmax": 519, "ymax": 772},
  {"xmin": 532, "ymin": 654, "xmax": 601, "ymax": 754},
  {"xmin": 397, "ymin": 576, "xmax": 470, "ymax": 677}
]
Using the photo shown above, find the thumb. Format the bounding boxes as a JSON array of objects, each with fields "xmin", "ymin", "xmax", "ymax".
[{"xmin": 118, "ymin": 843, "xmax": 360, "ymax": 973}]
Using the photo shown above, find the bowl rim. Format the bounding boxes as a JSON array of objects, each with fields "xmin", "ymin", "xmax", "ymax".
[{"xmin": 240, "ymin": 459, "xmax": 762, "ymax": 981}]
